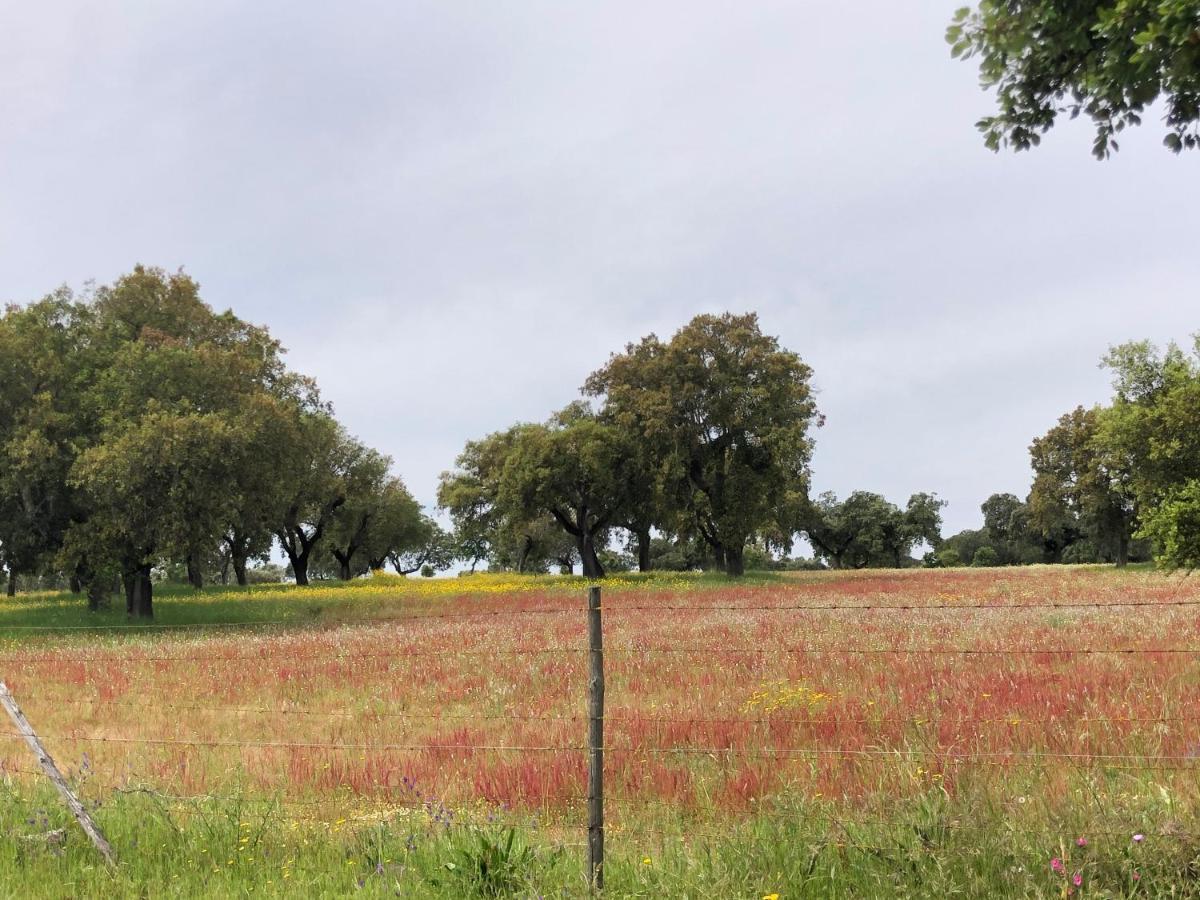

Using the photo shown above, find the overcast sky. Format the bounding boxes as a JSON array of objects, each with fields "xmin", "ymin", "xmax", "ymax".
[{"xmin": 2, "ymin": 1, "xmax": 1197, "ymax": 540}]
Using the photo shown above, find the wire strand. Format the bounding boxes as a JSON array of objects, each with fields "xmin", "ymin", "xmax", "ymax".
[
  {"xmin": 5, "ymin": 644, "xmax": 1200, "ymax": 663},
  {"xmin": 6, "ymin": 730, "xmax": 1200, "ymax": 767},
  {"xmin": 16, "ymin": 694, "xmax": 1200, "ymax": 728}
]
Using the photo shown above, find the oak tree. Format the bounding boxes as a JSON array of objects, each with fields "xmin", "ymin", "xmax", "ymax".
[
  {"xmin": 1028, "ymin": 406, "xmax": 1136, "ymax": 565},
  {"xmin": 497, "ymin": 404, "xmax": 637, "ymax": 579},
  {"xmin": 586, "ymin": 313, "xmax": 819, "ymax": 576},
  {"xmin": 1100, "ymin": 339, "xmax": 1200, "ymax": 569}
]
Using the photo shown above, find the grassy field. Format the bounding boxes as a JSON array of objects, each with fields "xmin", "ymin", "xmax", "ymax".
[{"xmin": 1, "ymin": 566, "xmax": 1199, "ymax": 897}]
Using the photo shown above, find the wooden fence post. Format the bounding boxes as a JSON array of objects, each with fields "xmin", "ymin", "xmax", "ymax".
[
  {"xmin": 0, "ymin": 682, "xmax": 115, "ymax": 864},
  {"xmin": 587, "ymin": 585, "xmax": 604, "ymax": 890}
]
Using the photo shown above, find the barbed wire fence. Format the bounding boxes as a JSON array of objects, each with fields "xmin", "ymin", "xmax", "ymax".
[{"xmin": 0, "ymin": 583, "xmax": 1197, "ymax": 885}]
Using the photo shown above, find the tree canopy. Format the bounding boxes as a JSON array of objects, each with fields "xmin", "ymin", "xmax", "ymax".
[
  {"xmin": 585, "ymin": 313, "xmax": 820, "ymax": 576},
  {"xmin": 0, "ymin": 266, "xmax": 437, "ymax": 615},
  {"xmin": 1028, "ymin": 406, "xmax": 1137, "ymax": 565},
  {"xmin": 496, "ymin": 404, "xmax": 638, "ymax": 578},
  {"xmin": 1100, "ymin": 339, "xmax": 1200, "ymax": 570},
  {"xmin": 439, "ymin": 313, "xmax": 822, "ymax": 578},
  {"xmin": 801, "ymin": 491, "xmax": 944, "ymax": 569},
  {"xmin": 948, "ymin": 1, "xmax": 1200, "ymax": 158}
]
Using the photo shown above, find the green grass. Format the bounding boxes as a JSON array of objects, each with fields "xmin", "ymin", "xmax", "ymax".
[
  {"xmin": 1, "ymin": 780, "xmax": 1195, "ymax": 898},
  {"xmin": 0, "ymin": 570, "xmax": 787, "ymax": 635}
]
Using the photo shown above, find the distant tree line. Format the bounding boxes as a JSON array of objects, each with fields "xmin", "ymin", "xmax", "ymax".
[
  {"xmin": 935, "ymin": 339, "xmax": 1200, "ymax": 571},
  {"xmin": 5, "ymin": 266, "xmax": 1198, "ymax": 607},
  {"xmin": 0, "ymin": 266, "xmax": 447, "ymax": 616}
]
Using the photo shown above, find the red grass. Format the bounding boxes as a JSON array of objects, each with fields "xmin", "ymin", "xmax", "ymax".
[{"xmin": 3, "ymin": 567, "xmax": 1199, "ymax": 826}]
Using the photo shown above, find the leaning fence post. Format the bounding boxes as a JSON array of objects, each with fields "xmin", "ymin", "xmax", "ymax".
[
  {"xmin": 586, "ymin": 585, "xmax": 605, "ymax": 890},
  {"xmin": 0, "ymin": 682, "xmax": 115, "ymax": 865}
]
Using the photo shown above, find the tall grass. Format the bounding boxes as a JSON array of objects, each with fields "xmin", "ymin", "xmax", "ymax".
[{"xmin": 1, "ymin": 779, "xmax": 1196, "ymax": 897}]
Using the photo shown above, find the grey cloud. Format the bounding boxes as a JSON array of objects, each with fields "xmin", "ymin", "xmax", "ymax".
[{"xmin": 2, "ymin": 1, "xmax": 1197, "ymax": 538}]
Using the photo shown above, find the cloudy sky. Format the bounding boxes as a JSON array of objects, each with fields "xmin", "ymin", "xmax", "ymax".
[{"xmin": 2, "ymin": 1, "xmax": 1196, "ymax": 539}]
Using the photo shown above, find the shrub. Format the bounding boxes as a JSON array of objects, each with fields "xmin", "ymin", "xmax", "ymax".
[
  {"xmin": 597, "ymin": 549, "xmax": 635, "ymax": 573},
  {"xmin": 743, "ymin": 543, "xmax": 776, "ymax": 571},
  {"xmin": 783, "ymin": 557, "xmax": 827, "ymax": 571},
  {"xmin": 939, "ymin": 548, "xmax": 962, "ymax": 567},
  {"xmin": 246, "ymin": 564, "xmax": 286, "ymax": 584},
  {"xmin": 1061, "ymin": 541, "xmax": 1100, "ymax": 564},
  {"xmin": 971, "ymin": 546, "xmax": 999, "ymax": 567}
]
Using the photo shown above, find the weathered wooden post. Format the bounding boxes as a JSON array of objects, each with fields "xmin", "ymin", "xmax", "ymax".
[
  {"xmin": 0, "ymin": 682, "xmax": 115, "ymax": 864},
  {"xmin": 587, "ymin": 585, "xmax": 604, "ymax": 890}
]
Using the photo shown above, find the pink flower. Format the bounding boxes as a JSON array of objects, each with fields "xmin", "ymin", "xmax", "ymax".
[
  {"xmin": 1133, "ymin": 871, "xmax": 1141, "ymax": 881},
  {"xmin": 1073, "ymin": 873, "xmax": 1082, "ymax": 887},
  {"xmin": 1051, "ymin": 858, "xmax": 1064, "ymax": 873},
  {"xmin": 1076, "ymin": 837, "xmax": 1087, "ymax": 847},
  {"xmin": 1133, "ymin": 833, "xmax": 1144, "ymax": 843}
]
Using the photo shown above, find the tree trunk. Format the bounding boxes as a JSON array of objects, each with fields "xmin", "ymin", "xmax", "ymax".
[
  {"xmin": 712, "ymin": 544, "xmax": 726, "ymax": 571},
  {"xmin": 277, "ymin": 524, "xmax": 313, "ymax": 587},
  {"xmin": 392, "ymin": 557, "xmax": 420, "ymax": 576},
  {"xmin": 579, "ymin": 531, "xmax": 606, "ymax": 579},
  {"xmin": 233, "ymin": 554, "xmax": 248, "ymax": 586},
  {"xmin": 130, "ymin": 565, "xmax": 153, "ymax": 618},
  {"xmin": 1116, "ymin": 532, "xmax": 1130, "ymax": 568},
  {"xmin": 282, "ymin": 545, "xmax": 310, "ymax": 586},
  {"xmin": 724, "ymin": 543, "xmax": 745, "ymax": 577},
  {"xmin": 186, "ymin": 555, "xmax": 204, "ymax": 590},
  {"xmin": 329, "ymin": 544, "xmax": 358, "ymax": 581},
  {"xmin": 222, "ymin": 530, "xmax": 245, "ymax": 585},
  {"xmin": 69, "ymin": 574, "xmax": 82, "ymax": 594},
  {"xmin": 517, "ymin": 535, "xmax": 533, "ymax": 574},
  {"xmin": 635, "ymin": 528, "xmax": 652, "ymax": 572},
  {"xmin": 86, "ymin": 580, "xmax": 111, "ymax": 612},
  {"xmin": 5, "ymin": 570, "xmax": 15, "ymax": 597},
  {"xmin": 123, "ymin": 572, "xmax": 135, "ymax": 614},
  {"xmin": 77, "ymin": 559, "xmax": 108, "ymax": 612}
]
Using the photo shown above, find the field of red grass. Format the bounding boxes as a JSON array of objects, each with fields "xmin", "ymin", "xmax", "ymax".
[{"xmin": 2, "ymin": 566, "xmax": 1197, "ymax": 841}]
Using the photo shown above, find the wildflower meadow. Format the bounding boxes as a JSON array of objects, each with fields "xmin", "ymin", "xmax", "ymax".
[{"xmin": 0, "ymin": 565, "xmax": 1197, "ymax": 896}]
